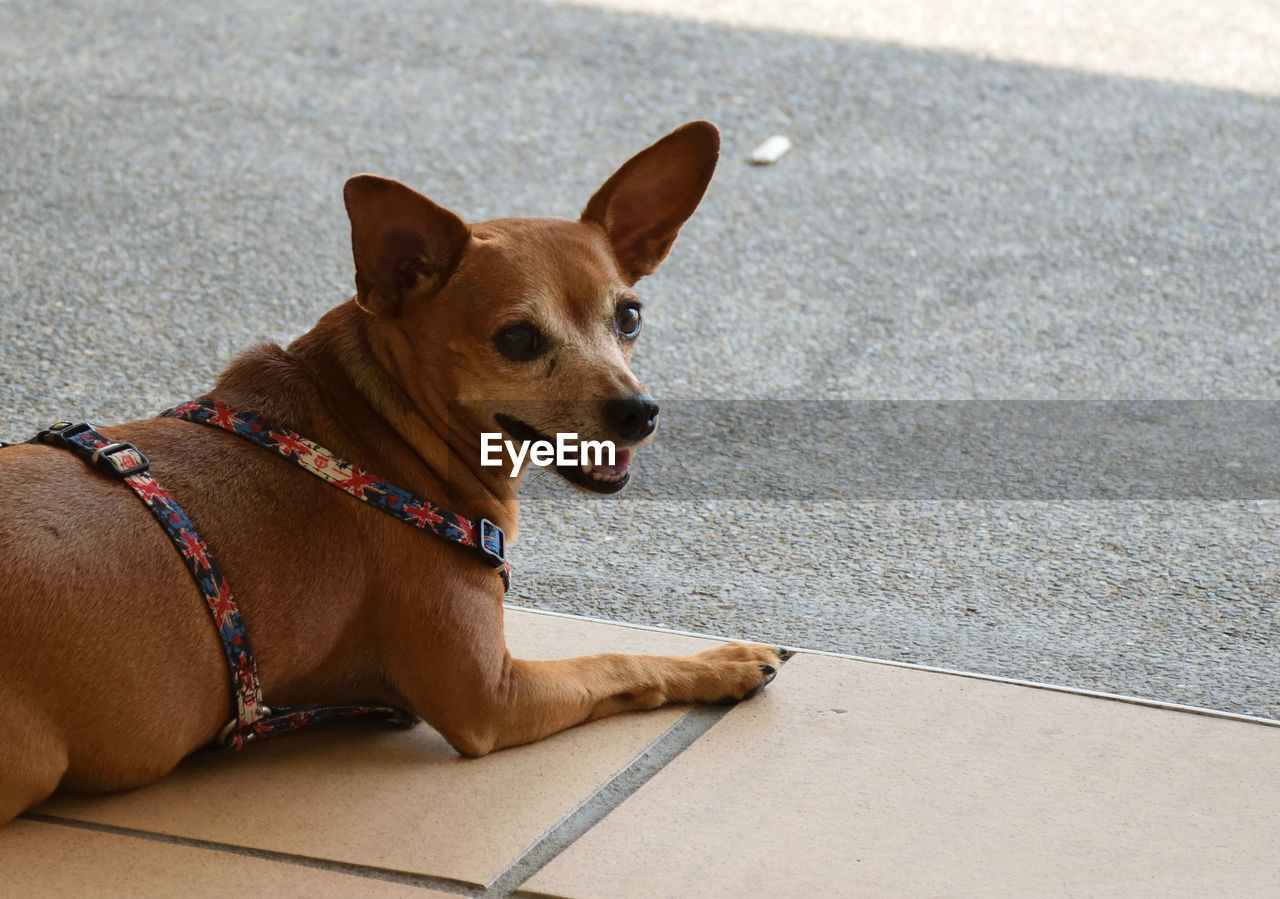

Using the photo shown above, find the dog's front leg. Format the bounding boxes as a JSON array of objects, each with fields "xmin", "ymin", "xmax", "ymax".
[{"xmin": 420, "ymin": 642, "xmax": 788, "ymax": 758}]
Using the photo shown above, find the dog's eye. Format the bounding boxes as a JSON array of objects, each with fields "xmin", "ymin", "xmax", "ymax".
[
  {"xmin": 615, "ymin": 303, "xmax": 642, "ymax": 339},
  {"xmin": 494, "ymin": 323, "xmax": 545, "ymax": 361}
]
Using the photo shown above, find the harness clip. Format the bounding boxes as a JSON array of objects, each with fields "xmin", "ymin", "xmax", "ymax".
[
  {"xmin": 478, "ymin": 518, "xmax": 506, "ymax": 568},
  {"xmin": 37, "ymin": 421, "xmax": 93, "ymax": 445},
  {"xmin": 90, "ymin": 442, "xmax": 151, "ymax": 478}
]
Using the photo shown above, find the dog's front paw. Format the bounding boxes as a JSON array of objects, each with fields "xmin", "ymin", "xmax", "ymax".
[{"xmin": 691, "ymin": 641, "xmax": 790, "ymax": 704}]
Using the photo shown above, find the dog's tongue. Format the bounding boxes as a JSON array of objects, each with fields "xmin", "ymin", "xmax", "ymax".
[
  {"xmin": 580, "ymin": 447, "xmax": 633, "ymax": 484},
  {"xmin": 596, "ymin": 447, "xmax": 632, "ymax": 478}
]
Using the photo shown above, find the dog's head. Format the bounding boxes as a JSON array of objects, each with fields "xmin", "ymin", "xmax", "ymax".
[{"xmin": 342, "ymin": 121, "xmax": 719, "ymax": 493}]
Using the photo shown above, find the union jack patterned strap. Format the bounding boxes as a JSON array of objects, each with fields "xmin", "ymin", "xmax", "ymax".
[
  {"xmin": 34, "ymin": 421, "xmax": 415, "ymax": 751},
  {"xmin": 161, "ymin": 397, "xmax": 511, "ymax": 591}
]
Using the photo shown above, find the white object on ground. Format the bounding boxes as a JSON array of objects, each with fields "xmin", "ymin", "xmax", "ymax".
[{"xmin": 749, "ymin": 135, "xmax": 792, "ymax": 165}]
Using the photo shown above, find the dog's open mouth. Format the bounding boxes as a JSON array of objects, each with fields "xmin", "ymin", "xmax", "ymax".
[{"xmin": 494, "ymin": 414, "xmax": 632, "ymax": 494}]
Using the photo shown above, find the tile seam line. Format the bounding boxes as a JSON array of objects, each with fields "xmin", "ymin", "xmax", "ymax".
[
  {"xmin": 505, "ymin": 603, "xmax": 1280, "ymax": 729},
  {"xmin": 485, "ymin": 690, "xmax": 778, "ymax": 893},
  {"xmin": 18, "ymin": 812, "xmax": 481, "ymax": 895}
]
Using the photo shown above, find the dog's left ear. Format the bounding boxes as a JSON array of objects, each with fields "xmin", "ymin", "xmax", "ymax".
[
  {"xmin": 581, "ymin": 121, "xmax": 719, "ymax": 284},
  {"xmin": 343, "ymin": 175, "xmax": 471, "ymax": 317}
]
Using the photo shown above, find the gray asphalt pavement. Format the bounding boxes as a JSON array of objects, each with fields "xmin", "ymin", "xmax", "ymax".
[{"xmin": 2, "ymin": 1, "xmax": 1277, "ymax": 718}]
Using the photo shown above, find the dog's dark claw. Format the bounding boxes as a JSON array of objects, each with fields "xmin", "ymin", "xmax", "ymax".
[
  {"xmin": 760, "ymin": 663, "xmax": 777, "ymax": 677},
  {"xmin": 777, "ymin": 646, "xmax": 795, "ymax": 660}
]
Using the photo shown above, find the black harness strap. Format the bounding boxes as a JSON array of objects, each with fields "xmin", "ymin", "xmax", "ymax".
[
  {"xmin": 6, "ymin": 399, "xmax": 511, "ymax": 749},
  {"xmin": 22, "ymin": 421, "xmax": 414, "ymax": 750}
]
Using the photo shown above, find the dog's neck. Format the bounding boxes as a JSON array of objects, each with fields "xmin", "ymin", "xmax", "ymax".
[{"xmin": 210, "ymin": 300, "xmax": 522, "ymax": 540}]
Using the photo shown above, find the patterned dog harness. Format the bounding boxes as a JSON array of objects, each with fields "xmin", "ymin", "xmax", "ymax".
[
  {"xmin": 162, "ymin": 399, "xmax": 510, "ymax": 588},
  {"xmin": 14, "ymin": 399, "xmax": 509, "ymax": 750}
]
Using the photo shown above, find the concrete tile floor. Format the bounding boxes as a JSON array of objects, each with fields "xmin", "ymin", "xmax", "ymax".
[
  {"xmin": 1, "ymin": 818, "xmax": 430, "ymax": 897},
  {"xmin": 524, "ymin": 650, "xmax": 1280, "ymax": 898},
  {"xmin": 9, "ymin": 609, "xmax": 1280, "ymax": 898}
]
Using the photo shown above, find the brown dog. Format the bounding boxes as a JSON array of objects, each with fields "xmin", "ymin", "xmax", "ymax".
[{"xmin": 0, "ymin": 121, "xmax": 786, "ymax": 824}]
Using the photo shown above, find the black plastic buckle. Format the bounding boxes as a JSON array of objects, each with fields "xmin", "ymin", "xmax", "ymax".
[
  {"xmin": 478, "ymin": 517, "xmax": 506, "ymax": 568},
  {"xmin": 91, "ymin": 442, "xmax": 150, "ymax": 477},
  {"xmin": 37, "ymin": 421, "xmax": 93, "ymax": 446},
  {"xmin": 36, "ymin": 421, "xmax": 151, "ymax": 477}
]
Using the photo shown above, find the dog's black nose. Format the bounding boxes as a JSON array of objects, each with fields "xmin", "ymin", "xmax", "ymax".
[{"xmin": 603, "ymin": 393, "xmax": 659, "ymax": 441}]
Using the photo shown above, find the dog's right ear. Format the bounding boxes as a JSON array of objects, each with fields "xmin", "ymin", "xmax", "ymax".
[
  {"xmin": 343, "ymin": 175, "xmax": 470, "ymax": 317},
  {"xmin": 581, "ymin": 121, "xmax": 720, "ymax": 284}
]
